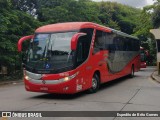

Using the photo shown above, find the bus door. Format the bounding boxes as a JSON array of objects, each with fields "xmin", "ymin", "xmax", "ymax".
[{"xmin": 75, "ymin": 28, "xmax": 94, "ymax": 89}]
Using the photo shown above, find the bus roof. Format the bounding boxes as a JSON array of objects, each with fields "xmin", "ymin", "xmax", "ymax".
[
  {"xmin": 35, "ymin": 22, "xmax": 138, "ymax": 39},
  {"xmin": 35, "ymin": 22, "xmax": 97, "ymax": 33},
  {"xmin": 111, "ymin": 29, "xmax": 138, "ymax": 40}
]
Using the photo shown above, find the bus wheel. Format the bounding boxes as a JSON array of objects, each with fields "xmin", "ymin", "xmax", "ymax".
[
  {"xmin": 88, "ymin": 74, "xmax": 100, "ymax": 93},
  {"xmin": 129, "ymin": 65, "xmax": 134, "ymax": 78}
]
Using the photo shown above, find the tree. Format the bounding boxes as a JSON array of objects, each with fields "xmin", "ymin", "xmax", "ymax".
[
  {"xmin": 134, "ymin": 5, "xmax": 157, "ymax": 65},
  {"xmin": 0, "ymin": 0, "xmax": 41, "ymax": 76},
  {"xmin": 11, "ymin": 0, "xmax": 37, "ymax": 16},
  {"xmin": 151, "ymin": 0, "xmax": 160, "ymax": 28}
]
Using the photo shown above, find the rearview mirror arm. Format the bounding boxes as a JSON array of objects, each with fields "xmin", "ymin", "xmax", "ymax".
[{"xmin": 17, "ymin": 35, "xmax": 33, "ymax": 52}]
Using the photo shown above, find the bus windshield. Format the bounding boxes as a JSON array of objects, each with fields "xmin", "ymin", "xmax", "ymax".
[{"xmin": 26, "ymin": 31, "xmax": 77, "ymax": 73}]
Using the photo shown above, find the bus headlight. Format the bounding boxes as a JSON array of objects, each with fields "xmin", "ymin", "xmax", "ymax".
[
  {"xmin": 24, "ymin": 70, "xmax": 30, "ymax": 81},
  {"xmin": 59, "ymin": 72, "xmax": 79, "ymax": 82},
  {"xmin": 25, "ymin": 75, "xmax": 31, "ymax": 81}
]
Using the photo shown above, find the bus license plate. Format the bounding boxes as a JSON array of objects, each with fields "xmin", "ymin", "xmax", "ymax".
[{"xmin": 40, "ymin": 87, "xmax": 48, "ymax": 91}]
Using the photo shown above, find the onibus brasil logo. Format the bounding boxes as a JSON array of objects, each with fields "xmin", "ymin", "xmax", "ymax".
[{"xmin": 1, "ymin": 112, "xmax": 42, "ymax": 118}]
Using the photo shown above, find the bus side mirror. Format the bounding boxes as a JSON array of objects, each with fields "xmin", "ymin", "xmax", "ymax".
[
  {"xmin": 17, "ymin": 35, "xmax": 33, "ymax": 52},
  {"xmin": 71, "ymin": 33, "xmax": 87, "ymax": 50}
]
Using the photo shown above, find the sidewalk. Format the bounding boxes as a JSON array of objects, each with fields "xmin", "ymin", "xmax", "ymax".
[
  {"xmin": 151, "ymin": 70, "xmax": 160, "ymax": 83},
  {"xmin": 0, "ymin": 79, "xmax": 23, "ymax": 86}
]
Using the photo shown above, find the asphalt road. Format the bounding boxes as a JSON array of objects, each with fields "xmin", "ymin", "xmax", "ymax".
[{"xmin": 0, "ymin": 66, "xmax": 160, "ymax": 120}]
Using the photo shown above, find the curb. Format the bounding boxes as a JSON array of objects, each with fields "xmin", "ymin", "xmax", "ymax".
[
  {"xmin": 0, "ymin": 80, "xmax": 23, "ymax": 86},
  {"xmin": 151, "ymin": 71, "xmax": 160, "ymax": 83}
]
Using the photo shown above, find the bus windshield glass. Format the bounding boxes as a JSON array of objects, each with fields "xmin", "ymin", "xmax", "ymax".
[{"xmin": 26, "ymin": 31, "xmax": 77, "ymax": 73}]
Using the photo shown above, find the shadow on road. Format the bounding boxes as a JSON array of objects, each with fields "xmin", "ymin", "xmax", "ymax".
[
  {"xmin": 30, "ymin": 75, "xmax": 136, "ymax": 100},
  {"xmin": 99, "ymin": 75, "xmax": 132, "ymax": 91},
  {"xmin": 30, "ymin": 91, "xmax": 87, "ymax": 100}
]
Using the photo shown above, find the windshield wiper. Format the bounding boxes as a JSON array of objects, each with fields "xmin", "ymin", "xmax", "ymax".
[{"xmin": 42, "ymin": 46, "xmax": 46, "ymax": 58}]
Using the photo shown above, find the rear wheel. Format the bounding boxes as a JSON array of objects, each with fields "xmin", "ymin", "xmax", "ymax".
[
  {"xmin": 88, "ymin": 74, "xmax": 100, "ymax": 93},
  {"xmin": 129, "ymin": 65, "xmax": 134, "ymax": 78}
]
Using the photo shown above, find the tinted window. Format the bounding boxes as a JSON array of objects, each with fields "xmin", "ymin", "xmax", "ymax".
[
  {"xmin": 121, "ymin": 37, "xmax": 139, "ymax": 51},
  {"xmin": 76, "ymin": 28, "xmax": 93, "ymax": 66},
  {"xmin": 94, "ymin": 30, "xmax": 140, "ymax": 52},
  {"xmin": 127, "ymin": 38, "xmax": 132, "ymax": 51},
  {"xmin": 132, "ymin": 39, "xmax": 140, "ymax": 51},
  {"xmin": 104, "ymin": 32, "xmax": 116, "ymax": 51},
  {"xmin": 93, "ymin": 30, "xmax": 105, "ymax": 53},
  {"xmin": 113, "ymin": 36, "xmax": 125, "ymax": 51}
]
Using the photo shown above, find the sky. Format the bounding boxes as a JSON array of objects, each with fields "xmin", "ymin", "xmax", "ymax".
[{"xmin": 93, "ymin": 0, "xmax": 155, "ymax": 8}]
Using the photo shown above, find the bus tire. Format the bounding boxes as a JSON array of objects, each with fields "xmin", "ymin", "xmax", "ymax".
[
  {"xmin": 88, "ymin": 74, "xmax": 100, "ymax": 93},
  {"xmin": 129, "ymin": 65, "xmax": 134, "ymax": 78}
]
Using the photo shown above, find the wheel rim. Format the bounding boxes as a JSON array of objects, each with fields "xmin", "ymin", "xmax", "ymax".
[{"xmin": 92, "ymin": 77, "xmax": 97, "ymax": 89}]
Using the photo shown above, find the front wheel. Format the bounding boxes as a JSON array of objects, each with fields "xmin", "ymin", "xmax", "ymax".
[{"xmin": 88, "ymin": 74, "xmax": 100, "ymax": 93}]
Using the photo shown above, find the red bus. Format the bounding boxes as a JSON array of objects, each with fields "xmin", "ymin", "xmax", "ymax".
[
  {"xmin": 18, "ymin": 22, "xmax": 140, "ymax": 94},
  {"xmin": 140, "ymin": 47, "xmax": 148, "ymax": 68}
]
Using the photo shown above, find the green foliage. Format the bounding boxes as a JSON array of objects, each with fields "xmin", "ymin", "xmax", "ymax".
[
  {"xmin": 35, "ymin": 0, "xmax": 141, "ymax": 34},
  {"xmin": 0, "ymin": 0, "xmax": 41, "ymax": 76},
  {"xmin": 98, "ymin": 1, "xmax": 141, "ymax": 33},
  {"xmin": 9, "ymin": 0, "xmax": 142, "ymax": 34},
  {"xmin": 11, "ymin": 0, "xmax": 37, "ymax": 15},
  {"xmin": 37, "ymin": 0, "xmax": 101, "ymax": 24},
  {"xmin": 0, "ymin": 0, "xmax": 11, "ymax": 10},
  {"xmin": 151, "ymin": 0, "xmax": 160, "ymax": 28},
  {"xmin": 133, "ymin": 5, "xmax": 157, "ymax": 65}
]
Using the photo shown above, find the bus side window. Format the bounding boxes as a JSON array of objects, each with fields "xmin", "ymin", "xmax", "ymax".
[
  {"xmin": 104, "ymin": 32, "xmax": 116, "ymax": 52},
  {"xmin": 124, "ymin": 38, "xmax": 129, "ymax": 51},
  {"xmin": 76, "ymin": 36, "xmax": 87, "ymax": 64},
  {"xmin": 93, "ymin": 30, "xmax": 104, "ymax": 54},
  {"xmin": 76, "ymin": 29, "xmax": 93, "ymax": 66},
  {"xmin": 77, "ymin": 41, "xmax": 83, "ymax": 63},
  {"xmin": 127, "ymin": 38, "xmax": 133, "ymax": 51},
  {"xmin": 136, "ymin": 40, "xmax": 140, "ymax": 51},
  {"xmin": 113, "ymin": 37, "xmax": 121, "ymax": 51}
]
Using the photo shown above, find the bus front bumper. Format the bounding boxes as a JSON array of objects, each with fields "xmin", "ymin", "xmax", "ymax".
[{"xmin": 24, "ymin": 79, "xmax": 83, "ymax": 94}]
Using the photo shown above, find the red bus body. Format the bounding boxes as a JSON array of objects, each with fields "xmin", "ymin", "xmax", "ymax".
[{"xmin": 18, "ymin": 22, "xmax": 140, "ymax": 94}]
